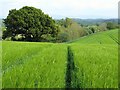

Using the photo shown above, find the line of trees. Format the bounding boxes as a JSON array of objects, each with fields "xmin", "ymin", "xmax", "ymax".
[
  {"xmin": 2, "ymin": 6, "xmax": 119, "ymax": 42},
  {"xmin": 55, "ymin": 18, "xmax": 118, "ymax": 42},
  {"xmin": 56, "ymin": 18, "xmax": 87, "ymax": 42}
]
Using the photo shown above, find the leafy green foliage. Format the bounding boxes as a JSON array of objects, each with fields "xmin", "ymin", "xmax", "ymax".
[
  {"xmin": 106, "ymin": 22, "xmax": 118, "ymax": 30},
  {"xmin": 56, "ymin": 18, "xmax": 118, "ymax": 43},
  {"xmin": 3, "ymin": 6, "xmax": 59, "ymax": 42},
  {"xmin": 56, "ymin": 18, "xmax": 87, "ymax": 42},
  {"xmin": 98, "ymin": 23, "xmax": 107, "ymax": 31}
]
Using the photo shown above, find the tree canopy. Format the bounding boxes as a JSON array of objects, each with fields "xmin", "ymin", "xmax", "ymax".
[
  {"xmin": 3, "ymin": 6, "xmax": 59, "ymax": 42},
  {"xmin": 56, "ymin": 18, "xmax": 87, "ymax": 42}
]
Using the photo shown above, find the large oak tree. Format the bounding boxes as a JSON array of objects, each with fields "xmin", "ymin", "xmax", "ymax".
[{"xmin": 3, "ymin": 6, "xmax": 59, "ymax": 42}]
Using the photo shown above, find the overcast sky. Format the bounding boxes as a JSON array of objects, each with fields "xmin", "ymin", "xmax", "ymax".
[{"xmin": 0, "ymin": 0, "xmax": 119, "ymax": 19}]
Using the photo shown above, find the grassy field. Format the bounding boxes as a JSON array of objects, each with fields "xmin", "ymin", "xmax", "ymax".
[
  {"xmin": 2, "ymin": 29, "xmax": 118, "ymax": 88},
  {"xmin": 70, "ymin": 44, "xmax": 118, "ymax": 88},
  {"xmin": 69, "ymin": 29, "xmax": 118, "ymax": 88},
  {"xmin": 69, "ymin": 29, "xmax": 118, "ymax": 45},
  {"xmin": 2, "ymin": 41, "xmax": 67, "ymax": 88}
]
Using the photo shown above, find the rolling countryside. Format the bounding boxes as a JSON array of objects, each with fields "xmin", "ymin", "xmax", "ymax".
[{"xmin": 2, "ymin": 29, "xmax": 118, "ymax": 88}]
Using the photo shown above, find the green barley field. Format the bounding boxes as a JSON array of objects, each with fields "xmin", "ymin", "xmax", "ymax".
[
  {"xmin": 1, "ymin": 29, "xmax": 118, "ymax": 88},
  {"xmin": 2, "ymin": 42, "xmax": 67, "ymax": 88}
]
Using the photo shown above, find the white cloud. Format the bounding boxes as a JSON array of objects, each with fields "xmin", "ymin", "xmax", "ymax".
[{"xmin": 0, "ymin": 0, "xmax": 119, "ymax": 19}]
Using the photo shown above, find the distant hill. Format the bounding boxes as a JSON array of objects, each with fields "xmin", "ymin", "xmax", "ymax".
[
  {"xmin": 69, "ymin": 29, "xmax": 118, "ymax": 44},
  {"xmin": 71, "ymin": 18, "xmax": 118, "ymax": 26}
]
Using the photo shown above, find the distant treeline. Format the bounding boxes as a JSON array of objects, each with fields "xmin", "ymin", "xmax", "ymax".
[
  {"xmin": 72, "ymin": 18, "xmax": 118, "ymax": 26},
  {"xmin": 55, "ymin": 18, "xmax": 118, "ymax": 42}
]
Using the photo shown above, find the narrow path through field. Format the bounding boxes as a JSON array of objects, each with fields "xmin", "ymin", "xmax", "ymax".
[{"xmin": 65, "ymin": 46, "xmax": 75, "ymax": 88}]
